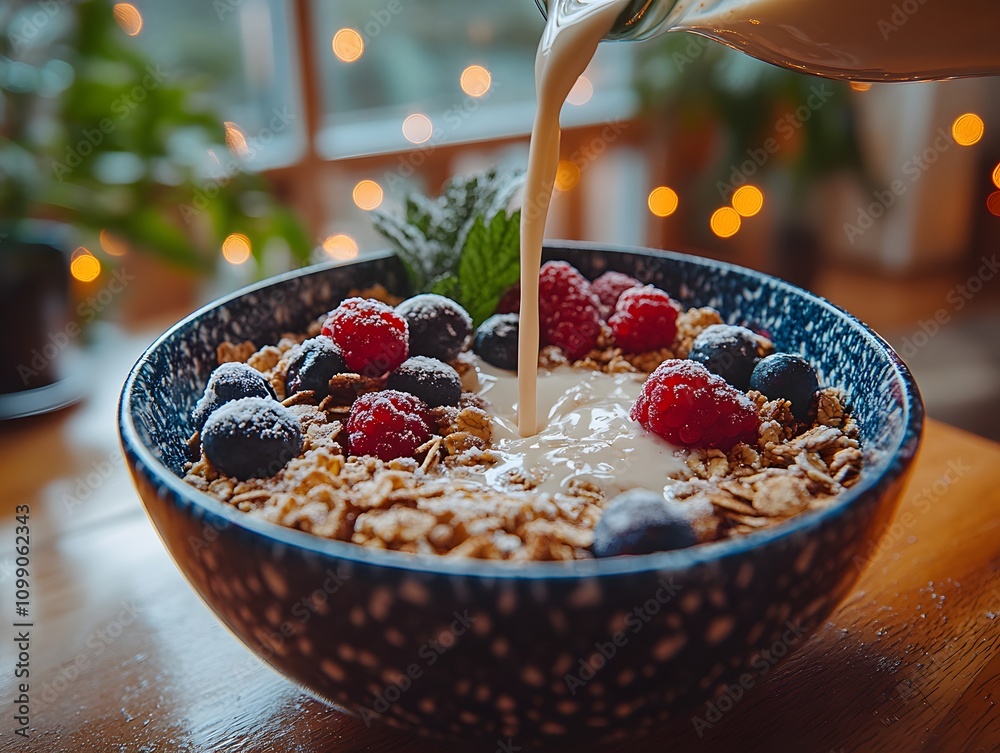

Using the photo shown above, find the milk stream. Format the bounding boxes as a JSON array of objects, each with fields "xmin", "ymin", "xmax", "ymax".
[{"xmin": 518, "ymin": 0, "xmax": 633, "ymax": 438}]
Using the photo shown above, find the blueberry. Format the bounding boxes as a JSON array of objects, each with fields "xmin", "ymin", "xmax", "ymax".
[
  {"xmin": 386, "ymin": 356, "xmax": 462, "ymax": 407},
  {"xmin": 749, "ymin": 353, "xmax": 820, "ymax": 422},
  {"xmin": 474, "ymin": 313, "xmax": 519, "ymax": 371},
  {"xmin": 285, "ymin": 337, "xmax": 347, "ymax": 398},
  {"xmin": 593, "ymin": 489, "xmax": 697, "ymax": 557},
  {"xmin": 192, "ymin": 362, "xmax": 276, "ymax": 430},
  {"xmin": 201, "ymin": 397, "xmax": 303, "ymax": 480},
  {"xmin": 395, "ymin": 294, "xmax": 472, "ymax": 362},
  {"xmin": 688, "ymin": 324, "xmax": 759, "ymax": 390}
]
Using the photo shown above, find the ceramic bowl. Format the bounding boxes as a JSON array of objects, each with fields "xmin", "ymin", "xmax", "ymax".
[{"xmin": 118, "ymin": 243, "xmax": 923, "ymax": 748}]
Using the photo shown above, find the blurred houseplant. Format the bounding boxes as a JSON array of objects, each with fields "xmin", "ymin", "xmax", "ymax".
[
  {"xmin": 0, "ymin": 0, "xmax": 310, "ymax": 410},
  {"xmin": 0, "ymin": 0, "xmax": 311, "ymax": 273},
  {"xmin": 634, "ymin": 34, "xmax": 869, "ymax": 282}
]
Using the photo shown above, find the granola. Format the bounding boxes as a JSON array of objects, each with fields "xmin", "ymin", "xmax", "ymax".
[{"xmin": 183, "ymin": 299, "xmax": 862, "ymax": 561}]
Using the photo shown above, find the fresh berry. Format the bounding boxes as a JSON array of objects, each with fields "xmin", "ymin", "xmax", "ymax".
[
  {"xmin": 750, "ymin": 353, "xmax": 820, "ymax": 422},
  {"xmin": 322, "ymin": 297, "xmax": 408, "ymax": 377},
  {"xmin": 495, "ymin": 283, "xmax": 521, "ymax": 315},
  {"xmin": 608, "ymin": 285, "xmax": 679, "ymax": 353},
  {"xmin": 192, "ymin": 362, "xmax": 276, "ymax": 430},
  {"xmin": 201, "ymin": 397, "xmax": 303, "ymax": 480},
  {"xmin": 395, "ymin": 294, "xmax": 472, "ymax": 362},
  {"xmin": 593, "ymin": 489, "xmax": 697, "ymax": 557},
  {"xmin": 474, "ymin": 313, "xmax": 519, "ymax": 371},
  {"xmin": 688, "ymin": 324, "xmax": 760, "ymax": 391},
  {"xmin": 346, "ymin": 389, "xmax": 432, "ymax": 461},
  {"xmin": 285, "ymin": 337, "xmax": 347, "ymax": 398},
  {"xmin": 630, "ymin": 359, "xmax": 760, "ymax": 450},
  {"xmin": 538, "ymin": 261, "xmax": 603, "ymax": 360},
  {"xmin": 591, "ymin": 271, "xmax": 642, "ymax": 310},
  {"xmin": 387, "ymin": 356, "xmax": 462, "ymax": 407}
]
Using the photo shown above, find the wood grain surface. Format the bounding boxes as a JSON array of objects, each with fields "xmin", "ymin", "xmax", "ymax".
[{"xmin": 0, "ymin": 331, "xmax": 998, "ymax": 753}]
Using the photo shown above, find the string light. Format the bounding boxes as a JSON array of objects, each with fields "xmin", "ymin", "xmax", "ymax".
[
  {"xmin": 333, "ymin": 29, "xmax": 364, "ymax": 63},
  {"xmin": 322, "ymin": 234, "xmax": 359, "ymax": 260},
  {"xmin": 113, "ymin": 4, "xmax": 143, "ymax": 36},
  {"xmin": 99, "ymin": 229, "xmax": 127, "ymax": 256},
  {"xmin": 566, "ymin": 75, "xmax": 594, "ymax": 106},
  {"xmin": 352, "ymin": 180, "xmax": 384, "ymax": 211},
  {"xmin": 402, "ymin": 114, "xmax": 433, "ymax": 144},
  {"xmin": 222, "ymin": 233, "xmax": 252, "ymax": 265},
  {"xmin": 224, "ymin": 122, "xmax": 249, "ymax": 157},
  {"xmin": 70, "ymin": 248, "xmax": 101, "ymax": 282},
  {"xmin": 710, "ymin": 207, "xmax": 741, "ymax": 238},
  {"xmin": 732, "ymin": 185, "xmax": 764, "ymax": 217},
  {"xmin": 952, "ymin": 113, "xmax": 984, "ymax": 146},
  {"xmin": 647, "ymin": 186, "xmax": 679, "ymax": 217},
  {"xmin": 555, "ymin": 160, "xmax": 581, "ymax": 191},
  {"xmin": 460, "ymin": 65, "xmax": 492, "ymax": 98}
]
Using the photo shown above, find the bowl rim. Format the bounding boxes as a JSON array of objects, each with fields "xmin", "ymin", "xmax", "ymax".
[{"xmin": 119, "ymin": 241, "xmax": 924, "ymax": 580}]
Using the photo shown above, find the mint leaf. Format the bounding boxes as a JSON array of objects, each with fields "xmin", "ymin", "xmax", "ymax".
[
  {"xmin": 428, "ymin": 272, "xmax": 459, "ymax": 299},
  {"xmin": 456, "ymin": 209, "xmax": 521, "ymax": 326}
]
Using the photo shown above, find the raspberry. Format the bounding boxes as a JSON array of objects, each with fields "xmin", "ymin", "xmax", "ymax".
[
  {"xmin": 322, "ymin": 298, "xmax": 408, "ymax": 377},
  {"xmin": 630, "ymin": 360, "xmax": 760, "ymax": 450},
  {"xmin": 608, "ymin": 286, "xmax": 679, "ymax": 353},
  {"xmin": 346, "ymin": 389, "xmax": 432, "ymax": 461},
  {"xmin": 591, "ymin": 271, "xmax": 642, "ymax": 310},
  {"xmin": 538, "ymin": 261, "xmax": 603, "ymax": 361}
]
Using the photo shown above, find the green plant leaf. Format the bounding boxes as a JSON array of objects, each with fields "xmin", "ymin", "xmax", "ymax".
[{"xmin": 456, "ymin": 209, "xmax": 520, "ymax": 327}]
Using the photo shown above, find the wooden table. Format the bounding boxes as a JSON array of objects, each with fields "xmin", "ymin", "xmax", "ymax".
[{"xmin": 1, "ymin": 329, "xmax": 998, "ymax": 753}]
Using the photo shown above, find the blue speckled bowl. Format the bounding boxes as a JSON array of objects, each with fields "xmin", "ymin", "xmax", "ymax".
[{"xmin": 118, "ymin": 243, "xmax": 923, "ymax": 748}]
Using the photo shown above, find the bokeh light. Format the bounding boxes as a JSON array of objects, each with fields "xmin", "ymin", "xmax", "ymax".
[
  {"xmin": 402, "ymin": 114, "xmax": 433, "ymax": 144},
  {"xmin": 710, "ymin": 207, "xmax": 741, "ymax": 238},
  {"xmin": 99, "ymin": 228, "xmax": 127, "ymax": 256},
  {"xmin": 992, "ymin": 162, "xmax": 1000, "ymax": 190},
  {"xmin": 732, "ymin": 185, "xmax": 764, "ymax": 217},
  {"xmin": 647, "ymin": 186, "xmax": 679, "ymax": 217},
  {"xmin": 333, "ymin": 29, "xmax": 364, "ymax": 63},
  {"xmin": 987, "ymin": 191, "xmax": 1000, "ymax": 217},
  {"xmin": 222, "ymin": 233, "xmax": 252, "ymax": 265},
  {"xmin": 352, "ymin": 180, "xmax": 384, "ymax": 211},
  {"xmin": 113, "ymin": 4, "xmax": 143, "ymax": 36},
  {"xmin": 952, "ymin": 113, "xmax": 984, "ymax": 146},
  {"xmin": 555, "ymin": 160, "xmax": 581, "ymax": 191},
  {"xmin": 850, "ymin": 82, "xmax": 872, "ymax": 92},
  {"xmin": 566, "ymin": 75, "xmax": 594, "ymax": 106},
  {"xmin": 224, "ymin": 122, "xmax": 249, "ymax": 157},
  {"xmin": 460, "ymin": 65, "xmax": 492, "ymax": 98},
  {"xmin": 70, "ymin": 248, "xmax": 101, "ymax": 282},
  {"xmin": 322, "ymin": 234, "xmax": 359, "ymax": 260}
]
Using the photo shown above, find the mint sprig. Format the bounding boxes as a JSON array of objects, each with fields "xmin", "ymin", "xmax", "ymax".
[{"xmin": 371, "ymin": 168, "xmax": 524, "ymax": 326}]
